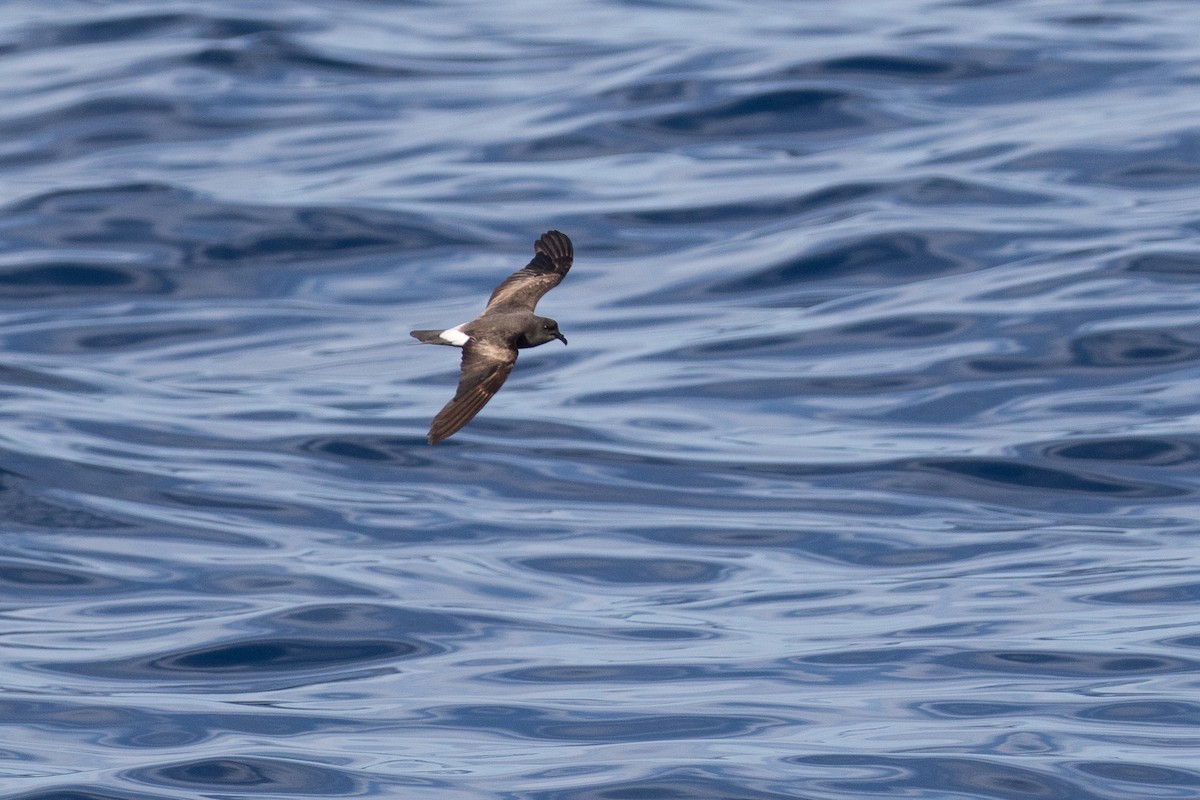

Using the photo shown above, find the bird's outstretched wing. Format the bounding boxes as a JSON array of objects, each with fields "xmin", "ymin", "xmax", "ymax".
[
  {"xmin": 484, "ymin": 230, "xmax": 573, "ymax": 313},
  {"xmin": 427, "ymin": 339, "xmax": 518, "ymax": 444}
]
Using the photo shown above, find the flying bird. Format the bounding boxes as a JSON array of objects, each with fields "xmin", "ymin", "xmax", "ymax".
[{"xmin": 411, "ymin": 230, "xmax": 573, "ymax": 444}]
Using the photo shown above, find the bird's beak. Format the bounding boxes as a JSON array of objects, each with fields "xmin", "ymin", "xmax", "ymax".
[{"xmin": 556, "ymin": 332, "xmax": 568, "ymax": 345}]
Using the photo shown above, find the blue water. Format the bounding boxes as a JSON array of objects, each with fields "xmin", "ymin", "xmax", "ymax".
[{"xmin": 3, "ymin": 1, "xmax": 1200, "ymax": 797}]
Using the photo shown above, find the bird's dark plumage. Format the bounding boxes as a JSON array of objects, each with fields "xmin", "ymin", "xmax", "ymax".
[
  {"xmin": 486, "ymin": 230, "xmax": 573, "ymax": 312},
  {"xmin": 411, "ymin": 230, "xmax": 573, "ymax": 444}
]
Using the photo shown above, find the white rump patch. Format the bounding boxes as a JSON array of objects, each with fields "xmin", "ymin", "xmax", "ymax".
[{"xmin": 439, "ymin": 326, "xmax": 470, "ymax": 346}]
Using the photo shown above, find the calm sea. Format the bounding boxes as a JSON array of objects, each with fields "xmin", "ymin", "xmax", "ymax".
[{"xmin": 3, "ymin": 1, "xmax": 1200, "ymax": 798}]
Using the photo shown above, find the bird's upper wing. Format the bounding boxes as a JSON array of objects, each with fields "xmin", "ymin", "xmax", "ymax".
[
  {"xmin": 484, "ymin": 230, "xmax": 573, "ymax": 313},
  {"xmin": 427, "ymin": 339, "xmax": 518, "ymax": 444}
]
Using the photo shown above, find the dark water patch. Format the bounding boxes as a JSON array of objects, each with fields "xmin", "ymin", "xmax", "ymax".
[
  {"xmin": 306, "ymin": 437, "xmax": 393, "ymax": 462},
  {"xmin": 1085, "ymin": 582, "xmax": 1200, "ymax": 605},
  {"xmin": 961, "ymin": 356, "xmax": 1052, "ymax": 375},
  {"xmin": 1001, "ymin": 132, "xmax": 1200, "ymax": 189},
  {"xmin": 0, "ymin": 262, "xmax": 169, "ymax": 300},
  {"xmin": 1071, "ymin": 329, "xmax": 1200, "ymax": 368},
  {"xmin": 922, "ymin": 141, "xmax": 1022, "ymax": 166},
  {"xmin": 798, "ymin": 647, "xmax": 929, "ymax": 668},
  {"xmin": 195, "ymin": 571, "xmax": 383, "ymax": 599},
  {"xmin": 154, "ymin": 489, "xmax": 296, "ymax": 514},
  {"xmin": 17, "ymin": 312, "xmax": 326, "ymax": 356},
  {"xmin": 672, "ymin": 374, "xmax": 934, "ymax": 401},
  {"xmin": 0, "ymin": 469, "xmax": 128, "ymax": 531},
  {"xmin": 264, "ymin": 602, "xmax": 470, "ymax": 637},
  {"xmin": 41, "ymin": 604, "xmax": 466, "ymax": 681},
  {"xmin": 604, "ymin": 181, "xmax": 884, "ymax": 226},
  {"xmin": 665, "ymin": 332, "xmax": 804, "ymax": 359},
  {"xmin": 0, "ymin": 466, "xmax": 257, "ymax": 543},
  {"xmin": 670, "ymin": 314, "xmax": 968, "ymax": 360},
  {"xmin": 912, "ymin": 457, "xmax": 1180, "ymax": 497},
  {"xmin": 877, "ymin": 384, "xmax": 1025, "ymax": 426},
  {"xmin": 518, "ymin": 555, "xmax": 726, "ymax": 585},
  {"xmin": 598, "ymin": 54, "xmax": 781, "ymax": 110},
  {"xmin": 0, "ymin": 697, "xmax": 351, "ymax": 748},
  {"xmin": 634, "ymin": 525, "xmax": 1041, "ymax": 568},
  {"xmin": 423, "ymin": 704, "xmax": 784, "ymax": 743},
  {"xmin": 728, "ymin": 588, "xmax": 852, "ymax": 606},
  {"xmin": 0, "ymin": 95, "xmax": 252, "ymax": 162},
  {"xmin": 17, "ymin": 11, "xmax": 306, "ymax": 50},
  {"xmin": 44, "ymin": 637, "xmax": 422, "ymax": 682},
  {"xmin": 1041, "ymin": 436, "xmax": 1199, "ymax": 466},
  {"xmin": 491, "ymin": 130, "xmax": 637, "ymax": 161},
  {"xmin": 839, "ymin": 539, "xmax": 1042, "ymax": 569},
  {"xmin": 67, "ymin": 423, "xmax": 427, "ymax": 477},
  {"xmin": 297, "ymin": 434, "xmax": 436, "ymax": 468},
  {"xmin": 859, "ymin": 454, "xmax": 1192, "ymax": 513},
  {"xmin": 597, "ymin": 74, "xmax": 706, "ymax": 107},
  {"xmin": 166, "ymin": 208, "xmax": 452, "ymax": 265},
  {"xmin": 8, "ymin": 790, "xmax": 168, "ymax": 800},
  {"xmin": 710, "ymin": 230, "xmax": 988, "ymax": 298},
  {"xmin": 128, "ymin": 756, "xmax": 362, "ymax": 794},
  {"xmin": 77, "ymin": 598, "xmax": 250, "ymax": 619},
  {"xmin": 805, "ymin": 53, "xmax": 995, "ymax": 80},
  {"xmin": 894, "ymin": 620, "xmax": 1013, "ymax": 638},
  {"xmin": 918, "ymin": 701, "xmax": 1041, "ymax": 719},
  {"xmin": 3, "ymin": 184, "xmax": 467, "ymax": 301},
  {"xmin": 0, "ymin": 560, "xmax": 127, "ymax": 596},
  {"xmin": 0, "ymin": 364, "xmax": 100, "ymax": 394},
  {"xmin": 780, "ymin": 50, "xmax": 1020, "ymax": 83},
  {"xmin": 1118, "ymin": 251, "xmax": 1200, "ymax": 277},
  {"xmin": 23, "ymin": 12, "xmax": 198, "ymax": 47},
  {"xmin": 891, "ymin": 176, "xmax": 1054, "ymax": 207},
  {"xmin": 408, "ymin": 449, "xmax": 818, "ymax": 513},
  {"xmin": 693, "ymin": 89, "xmax": 851, "ymax": 137},
  {"xmin": 937, "ymin": 649, "xmax": 1198, "ymax": 678},
  {"xmin": 683, "ymin": 453, "xmax": 1184, "ymax": 508},
  {"xmin": 606, "ymin": 626, "xmax": 713, "ymax": 641},
  {"xmin": 143, "ymin": 638, "xmax": 412, "ymax": 673},
  {"xmin": 1075, "ymin": 760, "xmax": 1200, "ymax": 788},
  {"xmin": 522, "ymin": 768, "xmax": 802, "ymax": 800},
  {"xmin": 75, "ymin": 324, "xmax": 219, "ymax": 352},
  {"xmin": 1047, "ymin": 13, "xmax": 1144, "ymax": 28},
  {"xmin": 184, "ymin": 32, "xmax": 424, "ymax": 81},
  {"xmin": 626, "ymin": 88, "xmax": 885, "ymax": 138},
  {"xmin": 936, "ymin": 51, "xmax": 1156, "ymax": 106},
  {"xmin": 839, "ymin": 314, "xmax": 966, "ymax": 340},
  {"xmin": 0, "ymin": 445, "xmax": 340, "ymax": 537},
  {"xmin": 489, "ymin": 663, "xmax": 762, "ymax": 684},
  {"xmin": 791, "ymin": 754, "xmax": 1087, "ymax": 799},
  {"xmin": 1076, "ymin": 700, "xmax": 1200, "ymax": 726},
  {"xmin": 1162, "ymin": 634, "xmax": 1200, "ymax": 651}
]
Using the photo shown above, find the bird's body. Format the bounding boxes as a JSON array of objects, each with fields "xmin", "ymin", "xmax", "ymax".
[{"xmin": 411, "ymin": 230, "xmax": 573, "ymax": 444}]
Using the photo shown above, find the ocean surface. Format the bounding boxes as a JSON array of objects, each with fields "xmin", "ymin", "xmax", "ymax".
[{"xmin": 3, "ymin": 1, "xmax": 1200, "ymax": 797}]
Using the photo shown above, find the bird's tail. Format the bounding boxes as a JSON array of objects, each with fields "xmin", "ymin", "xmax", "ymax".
[{"xmin": 410, "ymin": 329, "xmax": 455, "ymax": 345}]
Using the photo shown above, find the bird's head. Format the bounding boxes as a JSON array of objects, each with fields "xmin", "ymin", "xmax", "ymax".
[
  {"xmin": 531, "ymin": 316, "xmax": 567, "ymax": 346},
  {"xmin": 543, "ymin": 318, "xmax": 567, "ymax": 345}
]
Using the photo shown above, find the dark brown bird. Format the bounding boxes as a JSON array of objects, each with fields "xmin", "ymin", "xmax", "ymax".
[{"xmin": 411, "ymin": 230, "xmax": 573, "ymax": 444}]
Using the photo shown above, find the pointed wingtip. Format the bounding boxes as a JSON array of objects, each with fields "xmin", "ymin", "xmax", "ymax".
[{"xmin": 534, "ymin": 231, "xmax": 572, "ymax": 265}]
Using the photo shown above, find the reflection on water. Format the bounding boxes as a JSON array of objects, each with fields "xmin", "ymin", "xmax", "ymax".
[{"xmin": 3, "ymin": 1, "xmax": 1200, "ymax": 797}]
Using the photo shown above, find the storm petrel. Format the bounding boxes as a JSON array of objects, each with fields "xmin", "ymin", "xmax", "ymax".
[{"xmin": 411, "ymin": 230, "xmax": 573, "ymax": 444}]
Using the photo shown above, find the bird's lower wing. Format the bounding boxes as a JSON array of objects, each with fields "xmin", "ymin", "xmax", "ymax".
[{"xmin": 427, "ymin": 342, "xmax": 517, "ymax": 444}]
